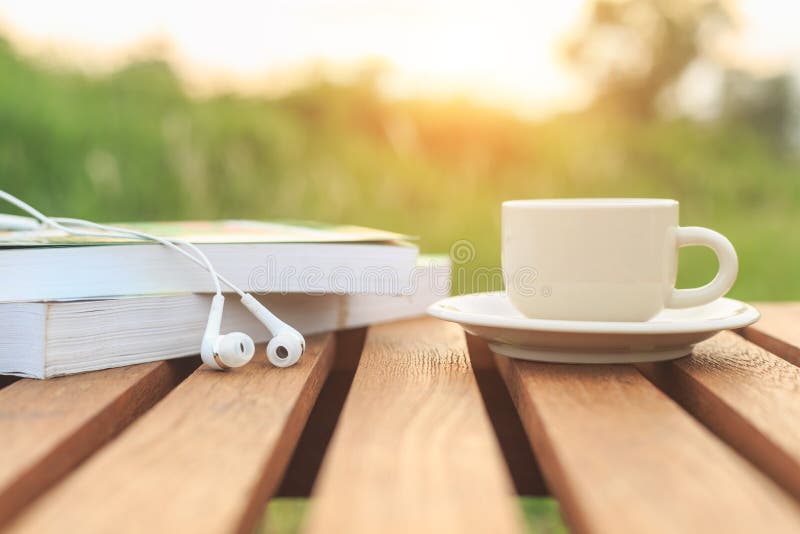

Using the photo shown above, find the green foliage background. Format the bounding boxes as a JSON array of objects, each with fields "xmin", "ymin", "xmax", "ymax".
[{"xmin": 1, "ymin": 37, "xmax": 798, "ymax": 299}]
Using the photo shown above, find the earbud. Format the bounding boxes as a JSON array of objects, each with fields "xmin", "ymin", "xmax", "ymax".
[
  {"xmin": 201, "ymin": 294, "xmax": 256, "ymax": 370},
  {"xmin": 241, "ymin": 293, "xmax": 306, "ymax": 367},
  {"xmin": 266, "ymin": 329, "xmax": 305, "ymax": 368}
]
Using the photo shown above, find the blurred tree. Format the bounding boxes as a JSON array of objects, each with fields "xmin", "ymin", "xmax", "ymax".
[
  {"xmin": 565, "ymin": 0, "xmax": 735, "ymax": 118},
  {"xmin": 720, "ymin": 69, "xmax": 797, "ymax": 150}
]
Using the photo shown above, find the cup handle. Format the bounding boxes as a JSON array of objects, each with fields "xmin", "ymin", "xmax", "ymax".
[{"xmin": 666, "ymin": 226, "xmax": 738, "ymax": 309}]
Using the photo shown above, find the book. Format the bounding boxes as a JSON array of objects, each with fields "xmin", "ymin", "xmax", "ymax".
[
  {"xmin": 0, "ymin": 220, "xmax": 417, "ymax": 301},
  {"xmin": 0, "ymin": 257, "xmax": 451, "ymax": 378}
]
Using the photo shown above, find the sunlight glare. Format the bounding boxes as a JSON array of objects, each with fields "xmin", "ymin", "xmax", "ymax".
[{"xmin": 0, "ymin": 0, "xmax": 796, "ymax": 116}]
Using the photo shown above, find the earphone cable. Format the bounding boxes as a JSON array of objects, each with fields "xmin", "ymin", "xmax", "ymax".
[
  {"xmin": 0, "ymin": 190, "xmax": 246, "ymax": 297},
  {"xmin": 52, "ymin": 217, "xmax": 236, "ymax": 296}
]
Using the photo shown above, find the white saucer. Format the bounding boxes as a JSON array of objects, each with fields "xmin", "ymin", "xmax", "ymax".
[{"xmin": 427, "ymin": 292, "xmax": 760, "ymax": 364}]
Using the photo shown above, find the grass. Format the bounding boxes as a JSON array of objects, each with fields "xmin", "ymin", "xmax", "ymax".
[
  {"xmin": 258, "ymin": 497, "xmax": 569, "ymax": 533},
  {"xmin": 520, "ymin": 498, "xmax": 569, "ymax": 534},
  {"xmin": 260, "ymin": 499, "xmax": 308, "ymax": 534}
]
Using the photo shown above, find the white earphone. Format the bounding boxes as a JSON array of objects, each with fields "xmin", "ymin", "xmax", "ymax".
[
  {"xmin": 0, "ymin": 190, "xmax": 306, "ymax": 370},
  {"xmin": 201, "ymin": 294, "xmax": 255, "ymax": 369}
]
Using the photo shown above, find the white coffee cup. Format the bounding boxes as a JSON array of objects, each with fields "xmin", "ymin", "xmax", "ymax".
[{"xmin": 502, "ymin": 199, "xmax": 738, "ymax": 321}]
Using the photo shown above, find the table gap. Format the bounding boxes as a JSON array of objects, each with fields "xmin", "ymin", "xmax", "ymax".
[
  {"xmin": 635, "ymin": 358, "xmax": 770, "ymax": 466},
  {"xmin": 0, "ymin": 375, "xmax": 19, "ymax": 389},
  {"xmin": 276, "ymin": 327, "xmax": 367, "ymax": 497},
  {"xmin": 465, "ymin": 333, "xmax": 550, "ymax": 496},
  {"xmin": 636, "ymin": 331, "xmax": 800, "ymax": 502},
  {"xmin": 739, "ymin": 326, "xmax": 800, "ymax": 369}
]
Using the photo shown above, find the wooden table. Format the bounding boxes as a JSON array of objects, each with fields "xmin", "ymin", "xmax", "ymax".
[{"xmin": 1, "ymin": 304, "xmax": 800, "ymax": 533}]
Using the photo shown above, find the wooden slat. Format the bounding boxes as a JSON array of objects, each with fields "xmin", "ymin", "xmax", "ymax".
[
  {"xmin": 304, "ymin": 318, "xmax": 525, "ymax": 534},
  {"xmin": 495, "ymin": 354, "xmax": 800, "ymax": 534},
  {"xmin": 740, "ymin": 302, "xmax": 800, "ymax": 367},
  {"xmin": 638, "ymin": 330, "xmax": 800, "ymax": 500},
  {"xmin": 0, "ymin": 359, "xmax": 195, "ymax": 527},
  {"xmin": 6, "ymin": 334, "xmax": 335, "ymax": 534}
]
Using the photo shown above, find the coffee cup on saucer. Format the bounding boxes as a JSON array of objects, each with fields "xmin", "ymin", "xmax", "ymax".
[{"xmin": 502, "ymin": 198, "xmax": 738, "ymax": 322}]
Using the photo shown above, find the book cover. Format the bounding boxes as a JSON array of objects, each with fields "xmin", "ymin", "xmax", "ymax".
[{"xmin": 0, "ymin": 220, "xmax": 412, "ymax": 247}]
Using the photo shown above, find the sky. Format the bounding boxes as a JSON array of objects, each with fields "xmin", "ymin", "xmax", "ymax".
[{"xmin": 0, "ymin": 0, "xmax": 798, "ymax": 117}]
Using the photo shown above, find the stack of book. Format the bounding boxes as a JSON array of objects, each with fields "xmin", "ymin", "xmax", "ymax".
[{"xmin": 0, "ymin": 220, "xmax": 450, "ymax": 378}]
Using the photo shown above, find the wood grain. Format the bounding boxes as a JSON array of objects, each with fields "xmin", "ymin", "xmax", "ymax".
[
  {"xmin": 638, "ymin": 330, "xmax": 800, "ymax": 500},
  {"xmin": 304, "ymin": 318, "xmax": 525, "ymax": 534},
  {"xmin": 496, "ymin": 356, "xmax": 800, "ymax": 534},
  {"xmin": 740, "ymin": 302, "xmax": 800, "ymax": 367},
  {"xmin": 6, "ymin": 334, "xmax": 335, "ymax": 534},
  {"xmin": 0, "ymin": 359, "xmax": 195, "ymax": 527}
]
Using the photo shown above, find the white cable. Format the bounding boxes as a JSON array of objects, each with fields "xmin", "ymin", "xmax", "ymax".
[
  {"xmin": 0, "ymin": 190, "xmax": 51, "ymax": 222},
  {"xmin": 53, "ymin": 217, "xmax": 229, "ymax": 296},
  {"xmin": 0, "ymin": 190, "xmax": 245, "ymax": 297},
  {"xmin": 61, "ymin": 218, "xmax": 248, "ymax": 297}
]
